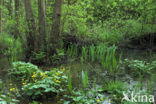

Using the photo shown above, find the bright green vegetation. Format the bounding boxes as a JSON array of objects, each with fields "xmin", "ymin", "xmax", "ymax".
[
  {"xmin": 124, "ymin": 59, "xmax": 156, "ymax": 77},
  {"xmin": 0, "ymin": 0, "xmax": 156, "ymax": 104},
  {"xmin": 103, "ymin": 80, "xmax": 127, "ymax": 103}
]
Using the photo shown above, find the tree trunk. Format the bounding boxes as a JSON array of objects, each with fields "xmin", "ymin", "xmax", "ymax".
[
  {"xmin": 38, "ymin": 0, "xmax": 46, "ymax": 48},
  {"xmin": 0, "ymin": 0, "xmax": 2, "ymax": 34},
  {"xmin": 14, "ymin": 0, "xmax": 20, "ymax": 38},
  {"xmin": 7, "ymin": 0, "xmax": 12, "ymax": 18},
  {"xmin": 49, "ymin": 0, "xmax": 63, "ymax": 54},
  {"xmin": 24, "ymin": 0, "xmax": 39, "ymax": 59}
]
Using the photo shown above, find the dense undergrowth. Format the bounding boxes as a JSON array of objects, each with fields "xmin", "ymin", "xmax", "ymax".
[
  {"xmin": 0, "ymin": 0, "xmax": 156, "ymax": 104},
  {"xmin": 0, "ymin": 58, "xmax": 155, "ymax": 103}
]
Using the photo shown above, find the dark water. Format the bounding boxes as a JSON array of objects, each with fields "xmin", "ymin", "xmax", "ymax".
[{"xmin": 0, "ymin": 49, "xmax": 155, "ymax": 103}]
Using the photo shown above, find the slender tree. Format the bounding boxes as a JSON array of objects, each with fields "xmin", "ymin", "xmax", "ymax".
[
  {"xmin": 38, "ymin": 0, "xmax": 46, "ymax": 48},
  {"xmin": 24, "ymin": 0, "xmax": 39, "ymax": 59},
  {"xmin": 14, "ymin": 0, "xmax": 20, "ymax": 38},
  {"xmin": 49, "ymin": 0, "xmax": 63, "ymax": 54},
  {"xmin": 0, "ymin": 0, "xmax": 2, "ymax": 34}
]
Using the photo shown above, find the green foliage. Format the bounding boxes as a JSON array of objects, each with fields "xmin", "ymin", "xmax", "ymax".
[
  {"xmin": 0, "ymin": 93, "xmax": 19, "ymax": 104},
  {"xmin": 32, "ymin": 51, "xmax": 46, "ymax": 64},
  {"xmin": 67, "ymin": 70, "xmax": 72, "ymax": 94},
  {"xmin": 0, "ymin": 34, "xmax": 23, "ymax": 63},
  {"xmin": 92, "ymin": 0, "xmax": 155, "ymax": 22},
  {"xmin": 67, "ymin": 45, "xmax": 78, "ymax": 58},
  {"xmin": 89, "ymin": 45, "xmax": 95, "ymax": 62},
  {"xmin": 103, "ymin": 80, "xmax": 126, "ymax": 103},
  {"xmin": 49, "ymin": 49, "xmax": 65, "ymax": 65},
  {"xmin": 22, "ymin": 68, "xmax": 67, "ymax": 100},
  {"xmin": 9, "ymin": 61, "xmax": 41, "ymax": 81},
  {"xmin": 81, "ymin": 47, "xmax": 88, "ymax": 63},
  {"xmin": 62, "ymin": 0, "xmax": 155, "ymax": 44},
  {"xmin": 124, "ymin": 59, "xmax": 155, "ymax": 77},
  {"xmin": 81, "ymin": 70, "xmax": 88, "ymax": 90},
  {"xmin": 62, "ymin": 0, "xmax": 94, "ymax": 36},
  {"xmin": 62, "ymin": 89, "xmax": 104, "ymax": 104},
  {"xmin": 95, "ymin": 44, "xmax": 107, "ymax": 62},
  {"xmin": 91, "ymin": 20, "xmax": 156, "ymax": 45},
  {"xmin": 67, "ymin": 44, "xmax": 121, "ymax": 77},
  {"xmin": 103, "ymin": 80, "xmax": 126, "ymax": 94},
  {"xmin": 62, "ymin": 69, "xmax": 104, "ymax": 104},
  {"xmin": 101, "ymin": 45, "xmax": 121, "ymax": 76},
  {"xmin": 0, "ymin": 80, "xmax": 19, "ymax": 104},
  {"xmin": 68, "ymin": 44, "xmax": 119, "ymax": 64},
  {"xmin": 1, "ymin": 0, "xmax": 156, "ymax": 103},
  {"xmin": 3, "ymin": 19, "xmax": 16, "ymax": 33}
]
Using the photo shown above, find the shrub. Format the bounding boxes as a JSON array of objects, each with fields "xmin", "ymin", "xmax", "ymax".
[
  {"xmin": 22, "ymin": 68, "xmax": 67, "ymax": 100},
  {"xmin": 9, "ymin": 61, "xmax": 41, "ymax": 81}
]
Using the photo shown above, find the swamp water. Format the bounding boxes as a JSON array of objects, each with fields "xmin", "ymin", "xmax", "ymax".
[
  {"xmin": 69, "ymin": 48, "xmax": 156, "ymax": 104},
  {"xmin": 0, "ymin": 49, "xmax": 156, "ymax": 104}
]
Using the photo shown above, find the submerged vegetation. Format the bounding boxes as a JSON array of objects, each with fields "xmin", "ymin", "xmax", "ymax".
[{"xmin": 0, "ymin": 0, "xmax": 156, "ymax": 104}]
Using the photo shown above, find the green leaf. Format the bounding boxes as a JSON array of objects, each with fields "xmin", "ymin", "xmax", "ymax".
[
  {"xmin": 82, "ymin": 70, "xmax": 88, "ymax": 89},
  {"xmin": 113, "ymin": 2, "xmax": 117, "ymax": 6},
  {"xmin": 45, "ymin": 87, "xmax": 56, "ymax": 92},
  {"xmin": 64, "ymin": 101, "xmax": 70, "ymax": 104},
  {"xmin": 67, "ymin": 70, "xmax": 72, "ymax": 94}
]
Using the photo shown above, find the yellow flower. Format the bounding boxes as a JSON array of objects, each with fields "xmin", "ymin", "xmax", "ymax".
[
  {"xmin": 32, "ymin": 73, "xmax": 36, "ymax": 78},
  {"xmin": 9, "ymin": 83, "xmax": 13, "ymax": 86},
  {"xmin": 55, "ymin": 80, "xmax": 61, "ymax": 83},
  {"xmin": 97, "ymin": 99, "xmax": 100, "ymax": 103},
  {"xmin": 10, "ymin": 88, "xmax": 15, "ymax": 91},
  {"xmin": 56, "ymin": 72, "xmax": 60, "ymax": 76},
  {"xmin": 22, "ymin": 82, "xmax": 27, "ymax": 85},
  {"xmin": 40, "ymin": 72, "xmax": 44, "ymax": 76}
]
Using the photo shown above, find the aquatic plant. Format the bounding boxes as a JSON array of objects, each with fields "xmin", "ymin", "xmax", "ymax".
[
  {"xmin": 89, "ymin": 45, "xmax": 95, "ymax": 62},
  {"xmin": 103, "ymin": 80, "xmax": 127, "ymax": 103},
  {"xmin": 81, "ymin": 70, "xmax": 88, "ymax": 91},
  {"xmin": 67, "ymin": 70, "xmax": 73, "ymax": 94},
  {"xmin": 124, "ymin": 59, "xmax": 155, "ymax": 77},
  {"xmin": 103, "ymin": 80, "xmax": 126, "ymax": 94},
  {"xmin": 95, "ymin": 43, "xmax": 107, "ymax": 62},
  {"xmin": 67, "ymin": 45, "xmax": 78, "ymax": 58},
  {"xmin": 101, "ymin": 45, "xmax": 120, "ymax": 80},
  {"xmin": 81, "ymin": 47, "xmax": 88, "ymax": 63}
]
